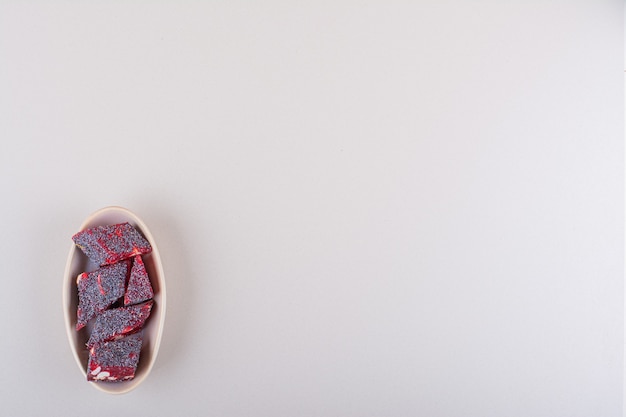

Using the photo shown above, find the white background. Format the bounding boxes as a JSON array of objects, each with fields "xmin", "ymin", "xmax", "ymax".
[{"xmin": 0, "ymin": 1, "xmax": 622, "ymax": 416}]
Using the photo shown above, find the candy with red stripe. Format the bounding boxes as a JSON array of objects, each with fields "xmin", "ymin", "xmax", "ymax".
[
  {"xmin": 124, "ymin": 255, "xmax": 154, "ymax": 306},
  {"xmin": 87, "ymin": 333, "xmax": 143, "ymax": 382},
  {"xmin": 72, "ymin": 222, "xmax": 152, "ymax": 266},
  {"xmin": 76, "ymin": 261, "xmax": 129, "ymax": 330},
  {"xmin": 87, "ymin": 300, "xmax": 153, "ymax": 348}
]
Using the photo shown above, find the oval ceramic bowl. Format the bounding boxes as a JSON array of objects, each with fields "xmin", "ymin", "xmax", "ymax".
[{"xmin": 63, "ymin": 206, "xmax": 166, "ymax": 394}]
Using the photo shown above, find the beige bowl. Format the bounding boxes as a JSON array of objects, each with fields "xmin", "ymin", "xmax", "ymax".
[{"xmin": 63, "ymin": 206, "xmax": 166, "ymax": 394}]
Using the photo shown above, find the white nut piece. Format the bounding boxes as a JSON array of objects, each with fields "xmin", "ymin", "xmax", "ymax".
[
  {"xmin": 90, "ymin": 366, "xmax": 101, "ymax": 376},
  {"xmin": 96, "ymin": 371, "xmax": 110, "ymax": 380}
]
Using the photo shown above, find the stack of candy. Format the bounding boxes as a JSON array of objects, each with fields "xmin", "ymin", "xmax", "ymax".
[{"xmin": 72, "ymin": 223, "xmax": 155, "ymax": 382}]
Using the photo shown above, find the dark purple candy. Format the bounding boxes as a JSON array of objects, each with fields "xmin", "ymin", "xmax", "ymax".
[
  {"xmin": 76, "ymin": 261, "xmax": 129, "ymax": 331},
  {"xmin": 72, "ymin": 222, "xmax": 152, "ymax": 266},
  {"xmin": 124, "ymin": 255, "xmax": 154, "ymax": 306},
  {"xmin": 87, "ymin": 333, "xmax": 143, "ymax": 382},
  {"xmin": 87, "ymin": 300, "xmax": 153, "ymax": 348}
]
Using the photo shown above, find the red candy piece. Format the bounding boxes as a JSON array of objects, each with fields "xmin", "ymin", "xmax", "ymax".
[
  {"xmin": 87, "ymin": 300, "xmax": 153, "ymax": 348},
  {"xmin": 76, "ymin": 261, "xmax": 129, "ymax": 331},
  {"xmin": 72, "ymin": 222, "xmax": 152, "ymax": 267},
  {"xmin": 124, "ymin": 256, "xmax": 154, "ymax": 306},
  {"xmin": 87, "ymin": 333, "xmax": 143, "ymax": 382}
]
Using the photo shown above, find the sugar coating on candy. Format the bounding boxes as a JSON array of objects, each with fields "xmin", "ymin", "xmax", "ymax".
[
  {"xmin": 124, "ymin": 256, "xmax": 154, "ymax": 306},
  {"xmin": 87, "ymin": 300, "xmax": 153, "ymax": 348},
  {"xmin": 76, "ymin": 261, "xmax": 129, "ymax": 331},
  {"xmin": 87, "ymin": 333, "xmax": 143, "ymax": 382},
  {"xmin": 72, "ymin": 222, "xmax": 152, "ymax": 266}
]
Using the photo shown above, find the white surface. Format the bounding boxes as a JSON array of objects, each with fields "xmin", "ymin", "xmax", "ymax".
[{"xmin": 0, "ymin": 2, "xmax": 622, "ymax": 416}]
